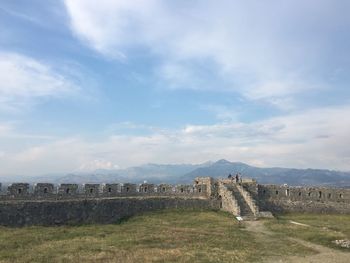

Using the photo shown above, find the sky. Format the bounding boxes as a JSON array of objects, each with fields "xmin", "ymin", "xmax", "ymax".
[{"xmin": 0, "ymin": 0, "xmax": 350, "ymax": 176}]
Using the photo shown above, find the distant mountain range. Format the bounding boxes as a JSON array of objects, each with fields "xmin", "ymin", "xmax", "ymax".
[
  {"xmin": 181, "ymin": 160, "xmax": 350, "ymax": 187},
  {"xmin": 2, "ymin": 159, "xmax": 350, "ymax": 187}
]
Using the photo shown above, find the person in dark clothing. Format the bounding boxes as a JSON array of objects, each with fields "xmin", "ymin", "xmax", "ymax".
[{"xmin": 235, "ymin": 174, "xmax": 239, "ymax": 183}]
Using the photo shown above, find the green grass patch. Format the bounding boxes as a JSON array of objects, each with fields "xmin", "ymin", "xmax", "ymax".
[
  {"xmin": 265, "ymin": 213, "xmax": 350, "ymax": 251},
  {"xmin": 0, "ymin": 210, "xmax": 314, "ymax": 263}
]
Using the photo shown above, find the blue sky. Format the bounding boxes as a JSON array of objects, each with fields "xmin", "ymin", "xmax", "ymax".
[{"xmin": 0, "ymin": 0, "xmax": 350, "ymax": 176}]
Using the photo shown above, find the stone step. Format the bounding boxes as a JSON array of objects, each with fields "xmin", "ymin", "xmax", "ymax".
[
  {"xmin": 241, "ymin": 215, "xmax": 257, "ymax": 221},
  {"xmin": 227, "ymin": 184, "xmax": 254, "ymax": 217}
]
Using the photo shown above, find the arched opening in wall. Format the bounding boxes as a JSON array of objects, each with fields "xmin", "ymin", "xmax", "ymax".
[
  {"xmin": 108, "ymin": 187, "xmax": 112, "ymax": 193},
  {"xmin": 275, "ymin": 190, "xmax": 279, "ymax": 195},
  {"xmin": 318, "ymin": 191, "xmax": 322, "ymax": 198},
  {"xmin": 181, "ymin": 188, "xmax": 184, "ymax": 193},
  {"xmin": 18, "ymin": 188, "xmax": 22, "ymax": 194},
  {"xmin": 144, "ymin": 187, "xmax": 148, "ymax": 193},
  {"xmin": 90, "ymin": 188, "xmax": 94, "ymax": 194},
  {"xmin": 162, "ymin": 187, "xmax": 165, "ymax": 192},
  {"xmin": 298, "ymin": 192, "xmax": 302, "ymax": 196},
  {"xmin": 126, "ymin": 187, "xmax": 129, "ymax": 192},
  {"xmin": 198, "ymin": 188, "xmax": 202, "ymax": 193},
  {"xmin": 286, "ymin": 189, "xmax": 290, "ymax": 196},
  {"xmin": 308, "ymin": 192, "xmax": 311, "ymax": 197},
  {"xmin": 218, "ymin": 195, "xmax": 222, "ymax": 208},
  {"xmin": 66, "ymin": 188, "xmax": 70, "ymax": 194},
  {"xmin": 44, "ymin": 188, "xmax": 48, "ymax": 194},
  {"xmin": 340, "ymin": 193, "xmax": 343, "ymax": 199},
  {"xmin": 328, "ymin": 193, "xmax": 332, "ymax": 198}
]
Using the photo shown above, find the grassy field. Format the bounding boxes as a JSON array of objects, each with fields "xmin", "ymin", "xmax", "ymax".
[
  {"xmin": 265, "ymin": 213, "xmax": 350, "ymax": 250},
  {"xmin": 0, "ymin": 209, "xmax": 317, "ymax": 263}
]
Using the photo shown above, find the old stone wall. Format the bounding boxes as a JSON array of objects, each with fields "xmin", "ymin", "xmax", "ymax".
[
  {"xmin": 0, "ymin": 197, "xmax": 220, "ymax": 227},
  {"xmin": 256, "ymin": 184, "xmax": 350, "ymax": 214},
  {"xmin": 194, "ymin": 177, "xmax": 217, "ymax": 197},
  {"xmin": 0, "ymin": 182, "xmax": 208, "ymax": 200},
  {"xmin": 2, "ymin": 177, "xmax": 350, "ymax": 225},
  {"xmin": 218, "ymin": 182, "xmax": 240, "ymax": 216},
  {"xmin": 242, "ymin": 182, "xmax": 258, "ymax": 200}
]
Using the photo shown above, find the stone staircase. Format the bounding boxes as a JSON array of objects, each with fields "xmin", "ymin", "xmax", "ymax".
[
  {"xmin": 226, "ymin": 184, "xmax": 257, "ymax": 220},
  {"xmin": 217, "ymin": 180, "xmax": 261, "ymax": 220}
]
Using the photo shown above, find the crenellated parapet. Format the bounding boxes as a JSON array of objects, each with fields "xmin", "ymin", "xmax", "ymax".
[
  {"xmin": 2, "ymin": 177, "xmax": 349, "ymax": 217},
  {"xmin": 0, "ymin": 178, "xmax": 209, "ymax": 201},
  {"xmin": 258, "ymin": 184, "xmax": 350, "ymax": 202},
  {"xmin": 254, "ymin": 184, "xmax": 350, "ymax": 215}
]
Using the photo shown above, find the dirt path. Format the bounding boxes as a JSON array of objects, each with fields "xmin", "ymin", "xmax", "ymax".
[{"xmin": 243, "ymin": 220, "xmax": 350, "ymax": 263}]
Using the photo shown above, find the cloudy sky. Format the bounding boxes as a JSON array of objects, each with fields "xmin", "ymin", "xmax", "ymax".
[{"xmin": 0, "ymin": 0, "xmax": 350, "ymax": 176}]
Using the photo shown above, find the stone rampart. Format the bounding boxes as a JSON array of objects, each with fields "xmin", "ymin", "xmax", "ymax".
[
  {"xmin": 0, "ymin": 197, "xmax": 220, "ymax": 227},
  {"xmin": 0, "ymin": 180, "xmax": 214, "ymax": 226},
  {"xmin": 1, "ymin": 177, "xmax": 350, "ymax": 226},
  {"xmin": 256, "ymin": 184, "xmax": 350, "ymax": 214}
]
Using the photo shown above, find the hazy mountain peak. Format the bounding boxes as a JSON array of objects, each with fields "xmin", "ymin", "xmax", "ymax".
[{"xmin": 214, "ymin": 159, "xmax": 232, "ymax": 165}]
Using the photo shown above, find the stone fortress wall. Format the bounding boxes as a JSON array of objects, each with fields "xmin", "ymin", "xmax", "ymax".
[
  {"xmin": 1, "ymin": 176, "xmax": 350, "ymax": 226},
  {"xmin": 0, "ymin": 178, "xmax": 217, "ymax": 226},
  {"xmin": 254, "ymin": 183, "xmax": 350, "ymax": 214},
  {"xmin": 0, "ymin": 181, "xmax": 207, "ymax": 200}
]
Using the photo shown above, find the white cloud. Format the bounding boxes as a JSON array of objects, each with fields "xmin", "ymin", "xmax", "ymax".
[
  {"xmin": 63, "ymin": 0, "xmax": 345, "ymax": 108},
  {"xmin": 64, "ymin": 0, "xmax": 160, "ymax": 59},
  {"xmin": 1, "ymin": 105, "xmax": 350, "ymax": 176},
  {"xmin": 0, "ymin": 52, "xmax": 78, "ymax": 111}
]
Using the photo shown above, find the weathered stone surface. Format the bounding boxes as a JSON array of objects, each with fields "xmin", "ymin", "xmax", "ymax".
[
  {"xmin": 58, "ymin": 184, "xmax": 78, "ymax": 197},
  {"xmin": 8, "ymin": 183, "xmax": 30, "ymax": 197},
  {"xmin": 255, "ymin": 184, "xmax": 350, "ymax": 214},
  {"xmin": 84, "ymin": 184, "xmax": 101, "ymax": 197},
  {"xmin": 158, "ymin": 184, "xmax": 173, "ymax": 193},
  {"xmin": 218, "ymin": 182, "xmax": 240, "ymax": 216},
  {"xmin": 34, "ymin": 183, "xmax": 55, "ymax": 197},
  {"xmin": 0, "ymin": 197, "xmax": 220, "ymax": 227},
  {"xmin": 121, "ymin": 183, "xmax": 137, "ymax": 193},
  {"xmin": 195, "ymin": 177, "xmax": 217, "ymax": 197},
  {"xmin": 139, "ymin": 183, "xmax": 155, "ymax": 193},
  {"xmin": 102, "ymin": 184, "xmax": 120, "ymax": 195},
  {"xmin": 175, "ymin": 185, "xmax": 193, "ymax": 194}
]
